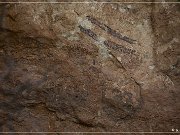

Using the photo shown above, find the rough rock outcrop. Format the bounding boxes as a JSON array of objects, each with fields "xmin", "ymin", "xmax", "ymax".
[{"xmin": 0, "ymin": 0, "xmax": 179, "ymax": 133}]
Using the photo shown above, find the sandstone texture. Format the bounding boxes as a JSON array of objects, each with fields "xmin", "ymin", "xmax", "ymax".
[{"xmin": 0, "ymin": 0, "xmax": 179, "ymax": 133}]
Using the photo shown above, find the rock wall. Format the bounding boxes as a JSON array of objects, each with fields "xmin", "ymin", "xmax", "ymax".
[{"xmin": 0, "ymin": 0, "xmax": 179, "ymax": 132}]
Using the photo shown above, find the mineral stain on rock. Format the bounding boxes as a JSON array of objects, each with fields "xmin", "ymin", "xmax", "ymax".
[
  {"xmin": 86, "ymin": 15, "xmax": 136, "ymax": 44},
  {"xmin": 0, "ymin": 1, "xmax": 179, "ymax": 133}
]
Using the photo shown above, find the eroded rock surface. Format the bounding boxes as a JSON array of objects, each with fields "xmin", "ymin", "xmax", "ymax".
[{"xmin": 0, "ymin": 0, "xmax": 179, "ymax": 133}]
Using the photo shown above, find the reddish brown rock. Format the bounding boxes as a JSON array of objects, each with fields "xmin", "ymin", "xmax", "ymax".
[{"xmin": 0, "ymin": 1, "xmax": 179, "ymax": 133}]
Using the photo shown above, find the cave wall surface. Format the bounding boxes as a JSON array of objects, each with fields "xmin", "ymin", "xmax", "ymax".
[{"xmin": 0, "ymin": 0, "xmax": 179, "ymax": 133}]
